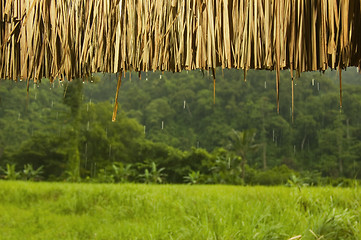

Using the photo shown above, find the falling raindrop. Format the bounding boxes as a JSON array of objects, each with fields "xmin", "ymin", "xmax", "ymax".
[
  {"xmin": 161, "ymin": 121, "xmax": 164, "ymax": 130},
  {"xmin": 144, "ymin": 125, "xmax": 146, "ymax": 134},
  {"xmin": 184, "ymin": 100, "xmax": 186, "ymax": 109},
  {"xmin": 311, "ymin": 79, "xmax": 315, "ymax": 86},
  {"xmin": 85, "ymin": 143, "xmax": 88, "ymax": 168},
  {"xmin": 264, "ymin": 81, "xmax": 267, "ymax": 89},
  {"xmin": 51, "ymin": 100, "xmax": 54, "ymax": 108},
  {"xmin": 272, "ymin": 129, "xmax": 275, "ymax": 142},
  {"xmin": 18, "ymin": 113, "xmax": 21, "ymax": 120},
  {"xmin": 317, "ymin": 82, "xmax": 320, "ymax": 91},
  {"xmin": 87, "ymin": 121, "xmax": 90, "ymax": 131},
  {"xmin": 160, "ymin": 75, "xmax": 162, "ymax": 79}
]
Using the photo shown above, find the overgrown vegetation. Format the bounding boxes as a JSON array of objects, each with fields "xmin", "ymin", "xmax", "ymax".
[
  {"xmin": 0, "ymin": 69, "xmax": 361, "ymax": 185},
  {"xmin": 0, "ymin": 181, "xmax": 360, "ymax": 240}
]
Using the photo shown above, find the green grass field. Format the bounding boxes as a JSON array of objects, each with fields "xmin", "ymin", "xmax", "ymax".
[{"xmin": 0, "ymin": 181, "xmax": 360, "ymax": 240}]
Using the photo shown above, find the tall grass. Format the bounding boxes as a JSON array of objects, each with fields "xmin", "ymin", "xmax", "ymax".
[{"xmin": 0, "ymin": 181, "xmax": 359, "ymax": 239}]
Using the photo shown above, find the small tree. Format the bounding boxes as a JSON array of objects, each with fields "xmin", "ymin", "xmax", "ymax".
[
  {"xmin": 112, "ymin": 162, "xmax": 133, "ymax": 183},
  {"xmin": 0, "ymin": 164, "xmax": 20, "ymax": 180},
  {"xmin": 22, "ymin": 164, "xmax": 44, "ymax": 181},
  {"xmin": 184, "ymin": 170, "xmax": 201, "ymax": 185},
  {"xmin": 228, "ymin": 129, "xmax": 259, "ymax": 182},
  {"xmin": 140, "ymin": 162, "xmax": 166, "ymax": 184}
]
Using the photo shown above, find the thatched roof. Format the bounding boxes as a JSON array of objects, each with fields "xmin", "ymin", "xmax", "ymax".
[
  {"xmin": 1, "ymin": 0, "xmax": 361, "ymax": 119},
  {"xmin": 2, "ymin": 0, "xmax": 361, "ymax": 79}
]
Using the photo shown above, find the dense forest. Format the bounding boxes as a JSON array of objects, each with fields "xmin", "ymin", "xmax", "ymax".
[{"xmin": 0, "ymin": 69, "xmax": 361, "ymax": 185}]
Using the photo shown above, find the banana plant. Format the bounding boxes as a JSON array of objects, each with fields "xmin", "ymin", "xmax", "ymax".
[
  {"xmin": 22, "ymin": 164, "xmax": 44, "ymax": 181},
  {"xmin": 140, "ymin": 162, "xmax": 166, "ymax": 184},
  {"xmin": 183, "ymin": 170, "xmax": 201, "ymax": 185},
  {"xmin": 112, "ymin": 162, "xmax": 133, "ymax": 183},
  {"xmin": 0, "ymin": 164, "xmax": 20, "ymax": 180}
]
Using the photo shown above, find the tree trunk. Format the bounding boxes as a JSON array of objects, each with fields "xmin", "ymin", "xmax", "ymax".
[
  {"xmin": 263, "ymin": 143, "xmax": 267, "ymax": 170},
  {"xmin": 241, "ymin": 159, "xmax": 246, "ymax": 182}
]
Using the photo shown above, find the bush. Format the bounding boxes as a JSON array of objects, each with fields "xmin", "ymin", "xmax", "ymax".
[{"xmin": 249, "ymin": 165, "xmax": 295, "ymax": 186}]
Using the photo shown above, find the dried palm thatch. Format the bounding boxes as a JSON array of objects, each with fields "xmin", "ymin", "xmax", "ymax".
[{"xmin": 1, "ymin": 0, "xmax": 361, "ymax": 118}]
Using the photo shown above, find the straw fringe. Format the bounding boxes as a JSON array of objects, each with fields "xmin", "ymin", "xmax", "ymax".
[{"xmin": 1, "ymin": 0, "xmax": 360, "ymax": 82}]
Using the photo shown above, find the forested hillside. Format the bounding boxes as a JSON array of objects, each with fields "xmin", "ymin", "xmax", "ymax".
[{"xmin": 0, "ymin": 69, "xmax": 361, "ymax": 184}]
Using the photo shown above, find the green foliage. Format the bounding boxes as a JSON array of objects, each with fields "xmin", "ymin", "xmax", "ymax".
[
  {"xmin": 94, "ymin": 169, "xmax": 115, "ymax": 183},
  {"xmin": 140, "ymin": 162, "xmax": 166, "ymax": 184},
  {"xmin": 22, "ymin": 164, "xmax": 44, "ymax": 181},
  {"xmin": 0, "ymin": 164, "xmax": 20, "ymax": 180},
  {"xmin": 0, "ymin": 182, "xmax": 360, "ymax": 239},
  {"xmin": 250, "ymin": 165, "xmax": 295, "ymax": 186},
  {"xmin": 228, "ymin": 129, "xmax": 259, "ymax": 181},
  {"xmin": 1, "ymin": 69, "xmax": 361, "ymax": 183},
  {"xmin": 183, "ymin": 170, "xmax": 201, "ymax": 184},
  {"xmin": 210, "ymin": 155, "xmax": 243, "ymax": 184},
  {"xmin": 112, "ymin": 162, "xmax": 134, "ymax": 183}
]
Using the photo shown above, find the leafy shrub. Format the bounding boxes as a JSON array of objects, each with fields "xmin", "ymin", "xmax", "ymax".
[{"xmin": 249, "ymin": 165, "xmax": 295, "ymax": 185}]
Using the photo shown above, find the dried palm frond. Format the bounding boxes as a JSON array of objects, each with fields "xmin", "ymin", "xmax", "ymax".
[{"xmin": 1, "ymin": 0, "xmax": 361, "ymax": 118}]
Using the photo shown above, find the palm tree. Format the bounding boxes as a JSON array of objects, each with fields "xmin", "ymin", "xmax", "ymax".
[{"xmin": 228, "ymin": 129, "xmax": 259, "ymax": 182}]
